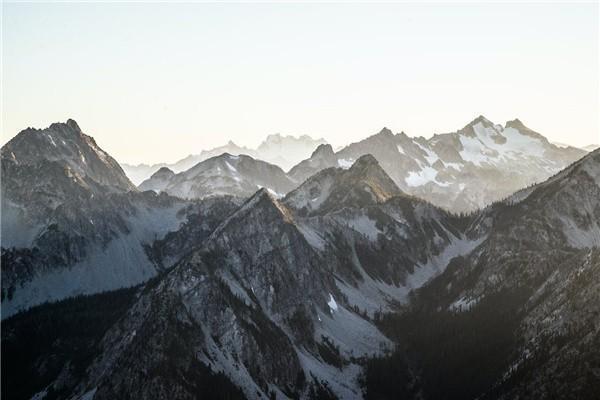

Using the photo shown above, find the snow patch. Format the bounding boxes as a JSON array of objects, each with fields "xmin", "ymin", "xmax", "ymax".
[
  {"xmin": 328, "ymin": 293, "xmax": 338, "ymax": 312},
  {"xmin": 450, "ymin": 295, "xmax": 480, "ymax": 312},
  {"xmin": 46, "ymin": 134, "xmax": 57, "ymax": 147},
  {"xmin": 78, "ymin": 388, "xmax": 97, "ymax": 400},
  {"xmin": 337, "ymin": 158, "xmax": 354, "ymax": 169},
  {"xmin": 224, "ymin": 161, "xmax": 237, "ymax": 174},
  {"xmin": 405, "ymin": 166, "xmax": 449, "ymax": 187},
  {"xmin": 416, "ymin": 142, "xmax": 439, "ymax": 165},
  {"xmin": 404, "ymin": 236, "xmax": 485, "ymax": 292}
]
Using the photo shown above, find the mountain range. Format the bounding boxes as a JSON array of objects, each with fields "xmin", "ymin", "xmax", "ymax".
[
  {"xmin": 1, "ymin": 119, "xmax": 599, "ymax": 400},
  {"xmin": 288, "ymin": 116, "xmax": 587, "ymax": 212},
  {"xmin": 122, "ymin": 134, "xmax": 327, "ymax": 185},
  {"xmin": 134, "ymin": 116, "xmax": 586, "ymax": 213}
]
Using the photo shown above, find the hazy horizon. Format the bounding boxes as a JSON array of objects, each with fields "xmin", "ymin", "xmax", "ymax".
[
  {"xmin": 3, "ymin": 114, "xmax": 597, "ymax": 167},
  {"xmin": 3, "ymin": 2, "xmax": 599, "ymax": 164}
]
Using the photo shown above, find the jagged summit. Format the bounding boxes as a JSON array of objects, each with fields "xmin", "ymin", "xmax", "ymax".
[
  {"xmin": 459, "ymin": 115, "xmax": 495, "ymax": 137},
  {"xmin": 288, "ymin": 143, "xmax": 338, "ymax": 182},
  {"xmin": 284, "ymin": 153, "xmax": 402, "ymax": 215},
  {"xmin": 287, "ymin": 115, "xmax": 587, "ymax": 212},
  {"xmin": 47, "ymin": 119, "xmax": 82, "ymax": 135},
  {"xmin": 376, "ymin": 127, "xmax": 394, "ymax": 137},
  {"xmin": 66, "ymin": 118, "xmax": 82, "ymax": 132},
  {"xmin": 1, "ymin": 120, "xmax": 135, "ymax": 193},
  {"xmin": 209, "ymin": 186, "xmax": 295, "ymax": 242},
  {"xmin": 468, "ymin": 114, "xmax": 494, "ymax": 127}
]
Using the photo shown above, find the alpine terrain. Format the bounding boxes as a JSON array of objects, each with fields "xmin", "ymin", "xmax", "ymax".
[
  {"xmin": 2, "ymin": 121, "xmax": 598, "ymax": 400},
  {"xmin": 289, "ymin": 116, "xmax": 586, "ymax": 212}
]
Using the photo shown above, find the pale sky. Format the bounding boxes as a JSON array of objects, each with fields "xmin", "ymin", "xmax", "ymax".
[{"xmin": 2, "ymin": 2, "xmax": 599, "ymax": 164}]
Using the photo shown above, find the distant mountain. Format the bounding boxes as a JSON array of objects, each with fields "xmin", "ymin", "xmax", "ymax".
[
  {"xmin": 137, "ymin": 166, "xmax": 175, "ymax": 193},
  {"xmin": 122, "ymin": 135, "xmax": 326, "ymax": 184},
  {"xmin": 552, "ymin": 141, "xmax": 599, "ymax": 152},
  {"xmin": 0, "ymin": 121, "xmax": 230, "ymax": 317},
  {"xmin": 256, "ymin": 133, "xmax": 327, "ymax": 171},
  {"xmin": 139, "ymin": 153, "xmax": 297, "ymax": 199},
  {"xmin": 289, "ymin": 116, "xmax": 586, "ymax": 212},
  {"xmin": 288, "ymin": 143, "xmax": 338, "ymax": 183},
  {"xmin": 121, "ymin": 141, "xmax": 255, "ymax": 185}
]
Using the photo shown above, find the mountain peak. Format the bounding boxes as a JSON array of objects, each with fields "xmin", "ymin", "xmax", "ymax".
[
  {"xmin": 3, "ymin": 120, "xmax": 136, "ymax": 198},
  {"xmin": 376, "ymin": 127, "xmax": 394, "ymax": 137},
  {"xmin": 505, "ymin": 118, "xmax": 527, "ymax": 130},
  {"xmin": 253, "ymin": 186, "xmax": 272, "ymax": 199},
  {"xmin": 505, "ymin": 118, "xmax": 547, "ymax": 140},
  {"xmin": 285, "ymin": 153, "xmax": 401, "ymax": 215},
  {"xmin": 349, "ymin": 153, "xmax": 380, "ymax": 170},
  {"xmin": 346, "ymin": 154, "xmax": 402, "ymax": 199},
  {"xmin": 153, "ymin": 167, "xmax": 175, "ymax": 177},
  {"xmin": 66, "ymin": 119, "xmax": 82, "ymax": 133},
  {"xmin": 213, "ymin": 186, "xmax": 294, "ymax": 236},
  {"xmin": 311, "ymin": 143, "xmax": 334, "ymax": 158},
  {"xmin": 467, "ymin": 115, "xmax": 494, "ymax": 128},
  {"xmin": 46, "ymin": 119, "xmax": 81, "ymax": 135}
]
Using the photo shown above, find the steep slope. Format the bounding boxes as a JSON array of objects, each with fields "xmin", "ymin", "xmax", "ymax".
[
  {"xmin": 140, "ymin": 153, "xmax": 297, "ymax": 199},
  {"xmin": 366, "ymin": 149, "xmax": 600, "ymax": 399},
  {"xmin": 289, "ymin": 117, "xmax": 586, "ymax": 212},
  {"xmin": 43, "ymin": 155, "xmax": 478, "ymax": 400},
  {"xmin": 285, "ymin": 156, "xmax": 478, "ymax": 314},
  {"xmin": 66, "ymin": 189, "xmax": 389, "ymax": 399}
]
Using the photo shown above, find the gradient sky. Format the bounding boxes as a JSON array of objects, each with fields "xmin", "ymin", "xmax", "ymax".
[{"xmin": 2, "ymin": 2, "xmax": 599, "ymax": 164}]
